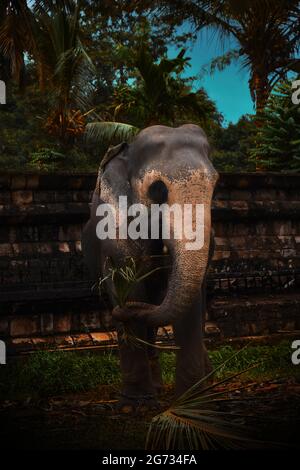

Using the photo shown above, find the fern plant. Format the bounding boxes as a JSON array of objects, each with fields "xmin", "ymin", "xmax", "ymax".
[{"xmin": 29, "ymin": 147, "xmax": 65, "ymax": 171}]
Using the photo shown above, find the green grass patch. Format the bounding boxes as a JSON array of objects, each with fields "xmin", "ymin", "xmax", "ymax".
[
  {"xmin": 0, "ymin": 350, "xmax": 121, "ymax": 400},
  {"xmin": 209, "ymin": 340, "xmax": 299, "ymax": 379},
  {"xmin": 0, "ymin": 341, "xmax": 299, "ymax": 401}
]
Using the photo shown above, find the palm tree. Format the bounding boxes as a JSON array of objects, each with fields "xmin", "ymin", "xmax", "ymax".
[
  {"xmin": 0, "ymin": 0, "xmax": 33, "ymax": 85},
  {"xmin": 36, "ymin": 1, "xmax": 95, "ymax": 144},
  {"xmin": 0, "ymin": 0, "xmax": 94, "ymax": 145},
  {"xmin": 86, "ymin": 43, "xmax": 219, "ymax": 145},
  {"xmin": 159, "ymin": 0, "xmax": 300, "ymax": 114}
]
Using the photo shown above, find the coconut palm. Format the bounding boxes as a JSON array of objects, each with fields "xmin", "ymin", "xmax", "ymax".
[
  {"xmin": 159, "ymin": 0, "xmax": 300, "ymax": 114},
  {"xmin": 0, "ymin": 0, "xmax": 95, "ymax": 145},
  {"xmin": 0, "ymin": 0, "xmax": 33, "ymax": 84},
  {"xmin": 36, "ymin": 1, "xmax": 95, "ymax": 144}
]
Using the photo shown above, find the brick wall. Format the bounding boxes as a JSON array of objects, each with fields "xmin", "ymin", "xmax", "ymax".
[{"xmin": 0, "ymin": 172, "xmax": 299, "ymax": 340}]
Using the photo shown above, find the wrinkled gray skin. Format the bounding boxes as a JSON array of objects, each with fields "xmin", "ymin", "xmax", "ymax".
[{"xmin": 82, "ymin": 125, "xmax": 218, "ymax": 409}]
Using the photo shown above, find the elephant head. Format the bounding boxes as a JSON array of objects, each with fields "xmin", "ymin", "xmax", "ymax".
[{"xmin": 84, "ymin": 124, "xmax": 218, "ymax": 328}]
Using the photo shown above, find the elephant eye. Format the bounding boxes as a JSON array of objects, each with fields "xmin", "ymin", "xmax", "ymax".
[{"xmin": 148, "ymin": 180, "xmax": 168, "ymax": 204}]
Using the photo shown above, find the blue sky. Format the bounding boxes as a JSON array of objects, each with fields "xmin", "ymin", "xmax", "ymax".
[{"xmin": 170, "ymin": 28, "xmax": 255, "ymax": 126}]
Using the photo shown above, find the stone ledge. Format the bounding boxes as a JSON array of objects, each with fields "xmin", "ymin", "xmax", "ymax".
[
  {"xmin": 6, "ymin": 326, "xmax": 174, "ymax": 355},
  {"xmin": 6, "ymin": 327, "xmax": 300, "ymax": 356}
]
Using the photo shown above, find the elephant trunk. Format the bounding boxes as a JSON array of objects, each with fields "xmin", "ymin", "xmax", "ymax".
[
  {"xmin": 113, "ymin": 165, "xmax": 218, "ymax": 328},
  {"xmin": 147, "ymin": 221, "xmax": 212, "ymax": 328}
]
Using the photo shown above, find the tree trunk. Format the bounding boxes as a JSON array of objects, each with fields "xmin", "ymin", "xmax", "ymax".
[{"xmin": 253, "ymin": 72, "xmax": 270, "ymax": 171}]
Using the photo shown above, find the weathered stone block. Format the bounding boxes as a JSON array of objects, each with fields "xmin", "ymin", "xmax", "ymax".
[
  {"xmin": 37, "ymin": 243, "xmax": 53, "ymax": 254},
  {"xmin": 0, "ymin": 227, "xmax": 10, "ymax": 243},
  {"xmin": 229, "ymin": 237, "xmax": 247, "ymax": 249},
  {"xmin": 12, "ymin": 190, "xmax": 33, "ymax": 205},
  {"xmin": 53, "ymin": 312, "xmax": 71, "ymax": 333},
  {"xmin": 230, "ymin": 201, "xmax": 248, "ymax": 211},
  {"xmin": 212, "ymin": 250, "xmax": 231, "ymax": 260},
  {"xmin": 33, "ymin": 190, "xmax": 56, "ymax": 203},
  {"xmin": 230, "ymin": 190, "xmax": 252, "ymax": 201},
  {"xmin": 0, "ymin": 175, "xmax": 11, "ymax": 190},
  {"xmin": 26, "ymin": 175, "xmax": 40, "ymax": 189},
  {"xmin": 20, "ymin": 226, "xmax": 39, "ymax": 242},
  {"xmin": 72, "ymin": 191, "xmax": 91, "ymax": 202},
  {"xmin": 75, "ymin": 241, "xmax": 82, "ymax": 252},
  {"xmin": 214, "ymin": 237, "xmax": 230, "ymax": 249},
  {"xmin": 55, "ymin": 335, "xmax": 74, "ymax": 347},
  {"xmin": 58, "ymin": 242, "xmax": 70, "ymax": 253},
  {"xmin": 11, "ymin": 175, "xmax": 26, "ymax": 190},
  {"xmin": 38, "ymin": 225, "xmax": 59, "ymax": 242},
  {"xmin": 59, "ymin": 225, "xmax": 82, "ymax": 241},
  {"xmin": 0, "ymin": 191, "xmax": 11, "ymax": 204},
  {"xmin": 90, "ymin": 331, "xmax": 117, "ymax": 345},
  {"xmin": 31, "ymin": 336, "xmax": 55, "ymax": 348},
  {"xmin": 80, "ymin": 311, "xmax": 101, "ymax": 330},
  {"xmin": 12, "ymin": 243, "xmax": 34, "ymax": 256},
  {"xmin": 10, "ymin": 337, "xmax": 33, "ymax": 352},
  {"xmin": 254, "ymin": 189, "xmax": 277, "ymax": 201},
  {"xmin": 10, "ymin": 316, "xmax": 40, "ymax": 337},
  {"xmin": 41, "ymin": 313, "xmax": 54, "ymax": 334},
  {"xmin": 68, "ymin": 177, "xmax": 84, "ymax": 190},
  {"xmin": 0, "ymin": 318, "xmax": 9, "ymax": 336},
  {"xmin": 72, "ymin": 333, "xmax": 93, "ymax": 346},
  {"xmin": 55, "ymin": 191, "xmax": 73, "ymax": 203},
  {"xmin": 0, "ymin": 243, "xmax": 13, "ymax": 256}
]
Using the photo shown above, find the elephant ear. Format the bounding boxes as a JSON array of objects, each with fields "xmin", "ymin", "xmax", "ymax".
[
  {"xmin": 82, "ymin": 142, "xmax": 130, "ymax": 280},
  {"xmin": 95, "ymin": 142, "xmax": 128, "ymax": 196},
  {"xmin": 98, "ymin": 141, "xmax": 133, "ymax": 208}
]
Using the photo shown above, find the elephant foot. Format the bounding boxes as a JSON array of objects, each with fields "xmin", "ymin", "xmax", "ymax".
[{"xmin": 115, "ymin": 393, "xmax": 161, "ymax": 415}]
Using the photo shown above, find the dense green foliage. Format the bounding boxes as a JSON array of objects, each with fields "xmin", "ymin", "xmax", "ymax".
[
  {"xmin": 0, "ymin": 1, "xmax": 299, "ymax": 172},
  {"xmin": 251, "ymin": 79, "xmax": 300, "ymax": 171},
  {"xmin": 212, "ymin": 115, "xmax": 256, "ymax": 172},
  {"xmin": 86, "ymin": 43, "xmax": 221, "ymax": 147}
]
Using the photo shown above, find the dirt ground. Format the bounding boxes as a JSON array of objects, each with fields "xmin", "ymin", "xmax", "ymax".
[{"xmin": 0, "ymin": 379, "xmax": 299, "ymax": 450}]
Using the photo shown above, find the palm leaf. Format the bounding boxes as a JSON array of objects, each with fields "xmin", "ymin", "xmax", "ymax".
[
  {"xmin": 86, "ymin": 121, "xmax": 139, "ymax": 146},
  {"xmin": 146, "ymin": 347, "xmax": 276, "ymax": 450}
]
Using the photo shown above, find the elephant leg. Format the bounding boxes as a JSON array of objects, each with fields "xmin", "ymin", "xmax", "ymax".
[
  {"xmin": 173, "ymin": 296, "xmax": 208, "ymax": 398},
  {"xmin": 147, "ymin": 328, "xmax": 163, "ymax": 394},
  {"xmin": 116, "ymin": 320, "xmax": 159, "ymax": 412}
]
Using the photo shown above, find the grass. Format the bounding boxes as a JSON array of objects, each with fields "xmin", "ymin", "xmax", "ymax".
[{"xmin": 0, "ymin": 341, "xmax": 299, "ymax": 401}]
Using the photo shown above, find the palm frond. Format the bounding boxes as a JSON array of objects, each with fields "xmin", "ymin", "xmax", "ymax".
[
  {"xmin": 86, "ymin": 121, "xmax": 139, "ymax": 146},
  {"xmin": 146, "ymin": 347, "xmax": 273, "ymax": 450}
]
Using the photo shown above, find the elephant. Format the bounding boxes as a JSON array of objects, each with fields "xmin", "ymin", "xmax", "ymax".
[{"xmin": 82, "ymin": 124, "xmax": 218, "ymax": 411}]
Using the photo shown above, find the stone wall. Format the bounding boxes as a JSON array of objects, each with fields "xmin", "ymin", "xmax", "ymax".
[{"xmin": 0, "ymin": 172, "xmax": 299, "ymax": 341}]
